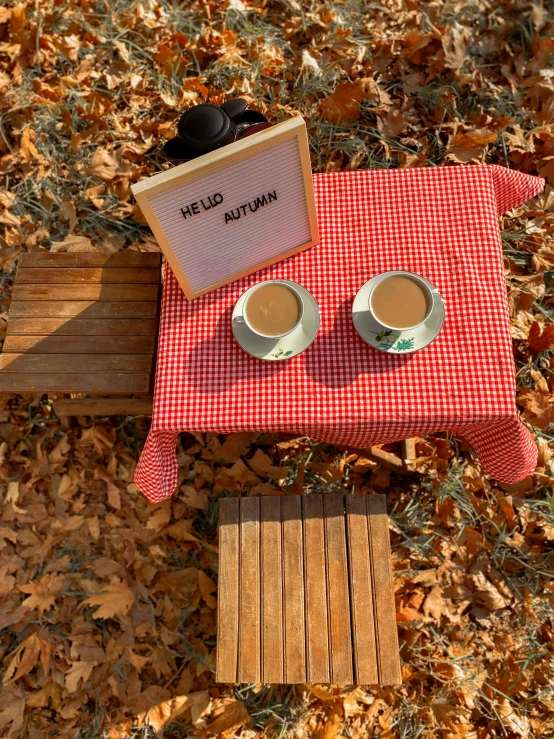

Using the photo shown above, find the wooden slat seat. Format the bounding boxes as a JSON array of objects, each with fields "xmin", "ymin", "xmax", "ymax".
[
  {"xmin": 0, "ymin": 251, "xmax": 161, "ymax": 395},
  {"xmin": 216, "ymin": 493, "xmax": 401, "ymax": 686}
]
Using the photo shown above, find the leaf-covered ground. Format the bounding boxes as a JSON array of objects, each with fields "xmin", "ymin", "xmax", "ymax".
[{"xmin": 1, "ymin": 0, "xmax": 554, "ymax": 737}]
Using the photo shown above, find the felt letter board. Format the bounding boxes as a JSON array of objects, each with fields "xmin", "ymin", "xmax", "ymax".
[{"xmin": 131, "ymin": 116, "xmax": 319, "ymax": 299}]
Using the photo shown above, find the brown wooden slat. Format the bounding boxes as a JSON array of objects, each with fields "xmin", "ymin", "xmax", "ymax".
[
  {"xmin": 0, "ymin": 373, "xmax": 150, "ymax": 393},
  {"xmin": 302, "ymin": 494, "xmax": 330, "ymax": 683},
  {"xmin": 12, "ymin": 284, "xmax": 159, "ymax": 301},
  {"xmin": 324, "ymin": 495, "xmax": 353, "ymax": 685},
  {"xmin": 238, "ymin": 497, "xmax": 261, "ymax": 683},
  {"xmin": 4, "ymin": 335, "xmax": 155, "ymax": 354},
  {"xmin": 367, "ymin": 495, "xmax": 401, "ymax": 686},
  {"xmin": 6, "ymin": 318, "xmax": 157, "ymax": 336},
  {"xmin": 346, "ymin": 496, "xmax": 379, "ymax": 685},
  {"xmin": 216, "ymin": 499, "xmax": 240, "ymax": 683},
  {"xmin": 19, "ymin": 251, "xmax": 162, "ymax": 268},
  {"xmin": 260, "ymin": 496, "xmax": 283, "ymax": 684},
  {"xmin": 17, "ymin": 267, "xmax": 161, "ymax": 284},
  {"xmin": 52, "ymin": 397, "xmax": 153, "ymax": 416},
  {"xmin": 8, "ymin": 301, "xmax": 159, "ymax": 318},
  {"xmin": 0, "ymin": 354, "xmax": 152, "ymax": 373},
  {"xmin": 281, "ymin": 495, "xmax": 306, "ymax": 684}
]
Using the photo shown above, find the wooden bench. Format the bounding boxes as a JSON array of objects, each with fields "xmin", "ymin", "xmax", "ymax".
[
  {"xmin": 216, "ymin": 493, "xmax": 401, "ymax": 685},
  {"xmin": 0, "ymin": 252, "xmax": 418, "ymax": 472}
]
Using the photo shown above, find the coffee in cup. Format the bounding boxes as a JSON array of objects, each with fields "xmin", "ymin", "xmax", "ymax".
[
  {"xmin": 369, "ymin": 271, "xmax": 434, "ymax": 330},
  {"xmin": 236, "ymin": 280, "xmax": 304, "ymax": 338}
]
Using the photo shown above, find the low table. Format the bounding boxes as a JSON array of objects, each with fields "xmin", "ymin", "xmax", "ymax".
[{"xmin": 135, "ymin": 165, "xmax": 543, "ymax": 503}]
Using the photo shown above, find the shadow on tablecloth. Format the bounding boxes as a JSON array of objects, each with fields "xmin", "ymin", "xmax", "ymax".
[{"xmin": 302, "ymin": 298, "xmax": 412, "ymax": 388}]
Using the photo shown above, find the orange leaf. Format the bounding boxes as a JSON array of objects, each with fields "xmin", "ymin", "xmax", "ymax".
[
  {"xmin": 83, "ymin": 578, "xmax": 134, "ymax": 619},
  {"xmin": 527, "ymin": 321, "xmax": 554, "ymax": 355},
  {"xmin": 205, "ymin": 698, "xmax": 250, "ymax": 736},
  {"xmin": 19, "ymin": 573, "xmax": 65, "ymax": 614},
  {"xmin": 448, "ymin": 129, "xmax": 497, "ymax": 163},
  {"xmin": 198, "ymin": 570, "xmax": 217, "ymax": 609},
  {"xmin": 517, "ymin": 388, "xmax": 554, "ymax": 430},
  {"xmin": 321, "ymin": 83, "xmax": 369, "ymax": 123}
]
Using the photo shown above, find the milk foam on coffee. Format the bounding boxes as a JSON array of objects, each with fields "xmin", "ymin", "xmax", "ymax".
[
  {"xmin": 245, "ymin": 283, "xmax": 300, "ymax": 336},
  {"xmin": 371, "ymin": 275, "xmax": 428, "ymax": 329}
]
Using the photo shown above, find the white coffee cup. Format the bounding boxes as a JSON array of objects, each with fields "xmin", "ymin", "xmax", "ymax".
[
  {"xmin": 233, "ymin": 280, "xmax": 305, "ymax": 338},
  {"xmin": 368, "ymin": 271, "xmax": 436, "ymax": 331}
]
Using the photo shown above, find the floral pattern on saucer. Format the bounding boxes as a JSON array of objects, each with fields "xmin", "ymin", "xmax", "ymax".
[
  {"xmin": 352, "ymin": 276, "xmax": 445, "ymax": 354},
  {"xmin": 232, "ymin": 281, "xmax": 320, "ymax": 361}
]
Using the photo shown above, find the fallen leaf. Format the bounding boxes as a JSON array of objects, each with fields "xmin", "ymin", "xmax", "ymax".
[
  {"xmin": 19, "ymin": 574, "xmax": 65, "ymax": 614},
  {"xmin": 65, "ymin": 660, "xmax": 97, "ymax": 693},
  {"xmin": 4, "ymin": 630, "xmax": 55, "ymax": 684},
  {"xmin": 50, "ymin": 234, "xmax": 96, "ymax": 252},
  {"xmin": 205, "ymin": 698, "xmax": 250, "ymax": 735},
  {"xmin": 527, "ymin": 321, "xmax": 554, "ymax": 355},
  {"xmin": 448, "ymin": 129, "xmax": 497, "ymax": 163},
  {"xmin": 198, "ymin": 570, "xmax": 217, "ymax": 609},
  {"xmin": 106, "ymin": 481, "xmax": 121, "ymax": 510},
  {"xmin": 87, "ymin": 148, "xmax": 118, "ymax": 180},
  {"xmin": 321, "ymin": 82, "xmax": 369, "ymax": 122},
  {"xmin": 517, "ymin": 388, "xmax": 554, "ymax": 430},
  {"xmin": 84, "ymin": 578, "xmax": 134, "ymax": 619}
]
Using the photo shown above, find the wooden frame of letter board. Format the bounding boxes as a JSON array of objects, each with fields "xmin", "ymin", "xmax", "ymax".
[{"xmin": 131, "ymin": 116, "xmax": 319, "ymax": 300}]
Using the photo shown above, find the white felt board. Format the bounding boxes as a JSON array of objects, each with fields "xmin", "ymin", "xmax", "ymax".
[{"xmin": 131, "ymin": 116, "xmax": 319, "ymax": 299}]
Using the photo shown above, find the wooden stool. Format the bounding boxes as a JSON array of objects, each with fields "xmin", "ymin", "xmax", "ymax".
[
  {"xmin": 0, "ymin": 251, "xmax": 161, "ymax": 401},
  {"xmin": 216, "ymin": 493, "xmax": 401, "ymax": 685}
]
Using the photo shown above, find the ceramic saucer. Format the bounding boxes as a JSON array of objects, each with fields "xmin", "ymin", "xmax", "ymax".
[
  {"xmin": 352, "ymin": 275, "xmax": 445, "ymax": 353},
  {"xmin": 232, "ymin": 281, "xmax": 320, "ymax": 361}
]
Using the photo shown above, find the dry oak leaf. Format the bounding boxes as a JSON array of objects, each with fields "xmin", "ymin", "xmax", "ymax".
[
  {"xmin": 19, "ymin": 573, "xmax": 65, "ymax": 614},
  {"xmin": 423, "ymin": 585, "xmax": 447, "ymax": 621},
  {"xmin": 528, "ymin": 321, "xmax": 554, "ymax": 355},
  {"xmin": 205, "ymin": 698, "xmax": 250, "ymax": 736},
  {"xmin": 84, "ymin": 578, "xmax": 135, "ymax": 619},
  {"xmin": 517, "ymin": 388, "xmax": 554, "ymax": 430},
  {"xmin": 321, "ymin": 82, "xmax": 369, "ymax": 123},
  {"xmin": 448, "ymin": 129, "xmax": 497, "ymax": 163},
  {"xmin": 65, "ymin": 660, "xmax": 97, "ymax": 693},
  {"xmin": 0, "ymin": 685, "xmax": 25, "ymax": 735},
  {"xmin": 179, "ymin": 484, "xmax": 208, "ymax": 511},
  {"xmin": 4, "ymin": 629, "xmax": 56, "ymax": 684},
  {"xmin": 87, "ymin": 148, "xmax": 118, "ymax": 181},
  {"xmin": 50, "ymin": 234, "xmax": 96, "ymax": 252},
  {"xmin": 140, "ymin": 690, "xmax": 211, "ymax": 732},
  {"xmin": 198, "ymin": 570, "xmax": 217, "ymax": 609}
]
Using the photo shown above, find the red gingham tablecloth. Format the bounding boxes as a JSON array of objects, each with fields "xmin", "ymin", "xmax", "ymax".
[{"xmin": 135, "ymin": 165, "xmax": 544, "ymax": 503}]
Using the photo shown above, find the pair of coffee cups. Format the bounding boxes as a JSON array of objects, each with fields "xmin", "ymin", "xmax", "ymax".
[{"xmin": 234, "ymin": 270, "xmax": 436, "ymax": 340}]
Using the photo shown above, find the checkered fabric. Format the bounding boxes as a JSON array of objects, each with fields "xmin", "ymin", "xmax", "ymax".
[{"xmin": 135, "ymin": 165, "xmax": 544, "ymax": 503}]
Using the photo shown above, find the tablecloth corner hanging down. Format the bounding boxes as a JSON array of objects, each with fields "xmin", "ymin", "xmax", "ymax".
[{"xmin": 135, "ymin": 164, "xmax": 545, "ymax": 503}]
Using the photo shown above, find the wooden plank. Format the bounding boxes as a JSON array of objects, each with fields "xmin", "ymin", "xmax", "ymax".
[
  {"xmin": 281, "ymin": 495, "xmax": 306, "ymax": 683},
  {"xmin": 216, "ymin": 498, "xmax": 240, "ymax": 683},
  {"xmin": 17, "ymin": 267, "xmax": 161, "ymax": 284},
  {"xmin": 8, "ymin": 301, "xmax": 159, "ymax": 318},
  {"xmin": 6, "ymin": 318, "xmax": 157, "ymax": 336},
  {"xmin": 260, "ymin": 496, "xmax": 283, "ymax": 684},
  {"xmin": 366, "ymin": 495, "xmax": 401, "ymax": 686},
  {"xmin": 52, "ymin": 397, "xmax": 153, "ymax": 416},
  {"xmin": 0, "ymin": 373, "xmax": 150, "ymax": 393},
  {"xmin": 302, "ymin": 494, "xmax": 330, "ymax": 683},
  {"xmin": 0, "ymin": 354, "xmax": 152, "ymax": 373},
  {"xmin": 401, "ymin": 439, "xmax": 417, "ymax": 470},
  {"xmin": 3, "ymin": 335, "xmax": 155, "ymax": 354},
  {"xmin": 345, "ymin": 496, "xmax": 379, "ymax": 685},
  {"xmin": 12, "ymin": 284, "xmax": 159, "ymax": 301},
  {"xmin": 238, "ymin": 497, "xmax": 261, "ymax": 683},
  {"xmin": 324, "ymin": 495, "xmax": 353, "ymax": 685},
  {"xmin": 19, "ymin": 251, "xmax": 162, "ymax": 268}
]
